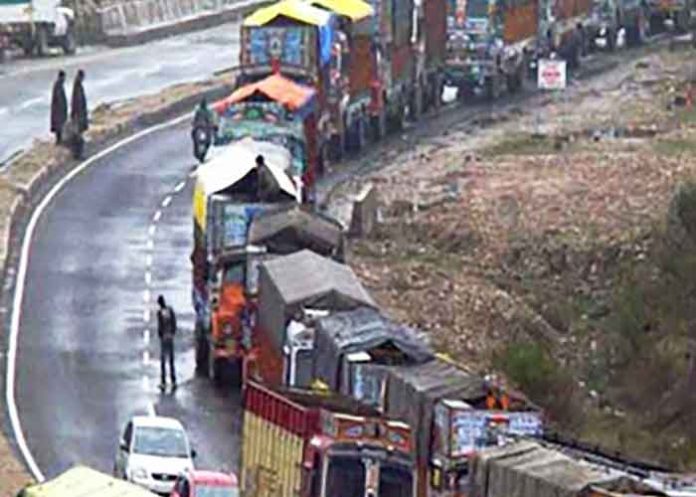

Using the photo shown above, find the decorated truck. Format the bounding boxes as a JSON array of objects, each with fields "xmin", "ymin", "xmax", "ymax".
[
  {"xmin": 240, "ymin": 1, "xmax": 347, "ymax": 159},
  {"xmin": 584, "ymin": 0, "xmax": 650, "ymax": 50},
  {"xmin": 646, "ymin": 0, "xmax": 691, "ymax": 32},
  {"xmin": 444, "ymin": 0, "xmax": 533, "ymax": 100},
  {"xmin": 191, "ymin": 138, "xmax": 299, "ymax": 383},
  {"xmin": 241, "ymin": 380, "xmax": 415, "ymax": 497},
  {"xmin": 248, "ymin": 249, "xmax": 376, "ymax": 386}
]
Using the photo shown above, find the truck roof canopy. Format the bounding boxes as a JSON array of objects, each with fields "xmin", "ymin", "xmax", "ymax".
[
  {"xmin": 214, "ymin": 74, "xmax": 317, "ymax": 119},
  {"xmin": 244, "ymin": 0, "xmax": 333, "ymax": 27},
  {"xmin": 196, "ymin": 138, "xmax": 298, "ymax": 199},
  {"xmin": 261, "ymin": 249, "xmax": 374, "ymax": 308},
  {"xmin": 471, "ymin": 441, "xmax": 663, "ymax": 497},
  {"xmin": 313, "ymin": 307, "xmax": 434, "ymax": 389},
  {"xmin": 19, "ymin": 466, "xmax": 156, "ymax": 497},
  {"xmin": 306, "ymin": 0, "xmax": 374, "ymax": 21},
  {"xmin": 248, "ymin": 204, "xmax": 344, "ymax": 257}
]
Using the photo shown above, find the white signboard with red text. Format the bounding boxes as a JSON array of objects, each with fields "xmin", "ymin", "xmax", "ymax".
[{"xmin": 538, "ymin": 59, "xmax": 567, "ymax": 90}]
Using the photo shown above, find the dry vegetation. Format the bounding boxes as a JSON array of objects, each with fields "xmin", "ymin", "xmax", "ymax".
[{"xmin": 342, "ymin": 47, "xmax": 696, "ymax": 469}]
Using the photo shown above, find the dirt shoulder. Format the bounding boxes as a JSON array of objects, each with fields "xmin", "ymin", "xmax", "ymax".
[{"xmin": 335, "ymin": 46, "xmax": 696, "ymax": 469}]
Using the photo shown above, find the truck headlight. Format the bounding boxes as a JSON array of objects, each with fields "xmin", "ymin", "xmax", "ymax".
[{"xmin": 599, "ymin": 27, "xmax": 607, "ymax": 36}]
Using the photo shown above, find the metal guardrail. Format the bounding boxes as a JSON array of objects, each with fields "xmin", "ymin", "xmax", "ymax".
[{"xmin": 97, "ymin": 0, "xmax": 264, "ymax": 36}]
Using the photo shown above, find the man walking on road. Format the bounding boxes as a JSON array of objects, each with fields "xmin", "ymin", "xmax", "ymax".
[
  {"xmin": 157, "ymin": 295, "xmax": 177, "ymax": 391},
  {"xmin": 69, "ymin": 69, "xmax": 88, "ymax": 159},
  {"xmin": 50, "ymin": 70, "xmax": 67, "ymax": 145}
]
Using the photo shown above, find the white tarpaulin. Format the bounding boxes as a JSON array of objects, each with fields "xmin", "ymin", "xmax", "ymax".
[{"xmin": 196, "ymin": 137, "xmax": 297, "ymax": 198}]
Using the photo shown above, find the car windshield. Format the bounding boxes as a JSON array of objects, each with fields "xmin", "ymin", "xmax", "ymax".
[
  {"xmin": 133, "ymin": 426, "xmax": 189, "ymax": 458},
  {"xmin": 196, "ymin": 485, "xmax": 240, "ymax": 497}
]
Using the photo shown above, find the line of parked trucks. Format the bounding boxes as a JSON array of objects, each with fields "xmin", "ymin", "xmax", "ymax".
[{"xmin": 180, "ymin": 1, "xmax": 696, "ymax": 496}]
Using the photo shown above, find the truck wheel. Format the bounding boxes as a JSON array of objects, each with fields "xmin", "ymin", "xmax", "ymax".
[
  {"xmin": 484, "ymin": 77, "xmax": 500, "ymax": 101},
  {"xmin": 208, "ymin": 348, "xmax": 224, "ymax": 386},
  {"xmin": 370, "ymin": 109, "xmax": 387, "ymax": 141},
  {"xmin": 409, "ymin": 86, "xmax": 423, "ymax": 121},
  {"xmin": 649, "ymin": 13, "xmax": 664, "ymax": 33},
  {"xmin": 62, "ymin": 25, "xmax": 77, "ymax": 55},
  {"xmin": 388, "ymin": 104, "xmax": 405, "ymax": 132},
  {"xmin": 35, "ymin": 25, "xmax": 49, "ymax": 57},
  {"xmin": 607, "ymin": 28, "xmax": 617, "ymax": 51},
  {"xmin": 0, "ymin": 48, "xmax": 5, "ymax": 64},
  {"xmin": 22, "ymin": 36, "xmax": 35, "ymax": 56},
  {"xmin": 676, "ymin": 9, "xmax": 690, "ymax": 33},
  {"xmin": 195, "ymin": 335, "xmax": 208, "ymax": 375}
]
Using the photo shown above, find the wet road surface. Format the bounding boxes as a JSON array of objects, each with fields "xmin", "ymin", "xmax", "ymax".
[
  {"xmin": 15, "ymin": 121, "xmax": 242, "ymax": 478},
  {"xmin": 0, "ymin": 21, "xmax": 242, "ymax": 164}
]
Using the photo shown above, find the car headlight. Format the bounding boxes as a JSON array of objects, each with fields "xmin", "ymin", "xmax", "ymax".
[{"xmin": 130, "ymin": 467, "xmax": 148, "ymax": 480}]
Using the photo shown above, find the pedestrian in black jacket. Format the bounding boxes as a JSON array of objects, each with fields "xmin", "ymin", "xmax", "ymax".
[
  {"xmin": 157, "ymin": 295, "xmax": 178, "ymax": 391},
  {"xmin": 50, "ymin": 71, "xmax": 67, "ymax": 145}
]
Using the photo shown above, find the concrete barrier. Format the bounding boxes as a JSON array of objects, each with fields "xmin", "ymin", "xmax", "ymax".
[{"xmin": 96, "ymin": 0, "xmax": 269, "ymax": 46}]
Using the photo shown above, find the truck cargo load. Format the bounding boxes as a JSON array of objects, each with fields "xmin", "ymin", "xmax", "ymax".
[
  {"xmin": 241, "ymin": 380, "xmax": 415, "ymax": 497},
  {"xmin": 311, "ymin": 306, "xmax": 434, "ymax": 395},
  {"xmin": 17, "ymin": 466, "xmax": 157, "ymax": 497},
  {"xmin": 213, "ymin": 73, "xmax": 321, "ymax": 195},
  {"xmin": 469, "ymin": 441, "xmax": 667, "ymax": 497},
  {"xmin": 384, "ymin": 359, "xmax": 542, "ymax": 497},
  {"xmin": 250, "ymin": 249, "xmax": 376, "ymax": 384}
]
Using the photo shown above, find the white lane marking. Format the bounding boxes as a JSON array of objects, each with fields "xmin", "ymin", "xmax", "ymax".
[
  {"xmin": 153, "ymin": 210, "xmax": 162, "ymax": 223},
  {"xmin": 7, "ymin": 111, "xmax": 191, "ymax": 482},
  {"xmin": 145, "ymin": 271, "xmax": 152, "ymax": 286},
  {"xmin": 148, "ymin": 225, "xmax": 156, "ymax": 237},
  {"xmin": 142, "ymin": 375, "xmax": 149, "ymax": 391},
  {"xmin": 143, "ymin": 329, "xmax": 150, "ymax": 345},
  {"xmin": 146, "ymin": 403, "xmax": 156, "ymax": 417},
  {"xmin": 146, "ymin": 239, "xmax": 154, "ymax": 251},
  {"xmin": 146, "ymin": 254, "xmax": 153, "ymax": 268},
  {"xmin": 189, "ymin": 170, "xmax": 196, "ymax": 178},
  {"xmin": 143, "ymin": 309, "xmax": 150, "ymax": 323},
  {"xmin": 18, "ymin": 97, "xmax": 45, "ymax": 110},
  {"xmin": 142, "ymin": 350, "xmax": 150, "ymax": 366},
  {"xmin": 143, "ymin": 289, "xmax": 151, "ymax": 303},
  {"xmin": 173, "ymin": 180, "xmax": 186, "ymax": 193},
  {"xmin": 0, "ymin": 107, "xmax": 8, "ymax": 116},
  {"xmin": 161, "ymin": 196, "xmax": 172, "ymax": 208}
]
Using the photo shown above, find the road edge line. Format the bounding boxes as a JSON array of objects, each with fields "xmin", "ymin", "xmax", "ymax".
[{"xmin": 6, "ymin": 112, "xmax": 190, "ymax": 483}]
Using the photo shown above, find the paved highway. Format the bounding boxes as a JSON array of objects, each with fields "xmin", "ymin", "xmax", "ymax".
[
  {"xmin": 0, "ymin": 21, "xmax": 242, "ymax": 164},
  {"xmin": 13, "ymin": 121, "xmax": 242, "ymax": 479}
]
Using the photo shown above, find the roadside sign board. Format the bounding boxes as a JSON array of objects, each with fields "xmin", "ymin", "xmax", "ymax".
[{"xmin": 538, "ymin": 59, "xmax": 567, "ymax": 90}]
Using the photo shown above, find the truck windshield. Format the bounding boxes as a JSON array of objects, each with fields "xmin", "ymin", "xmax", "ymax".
[
  {"xmin": 379, "ymin": 464, "xmax": 413, "ymax": 497},
  {"xmin": 223, "ymin": 263, "xmax": 245, "ymax": 285},
  {"xmin": 465, "ymin": 0, "xmax": 489, "ymax": 18},
  {"xmin": 325, "ymin": 456, "xmax": 365, "ymax": 497}
]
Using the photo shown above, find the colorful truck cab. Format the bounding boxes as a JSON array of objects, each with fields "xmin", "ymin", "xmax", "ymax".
[{"xmin": 241, "ymin": 381, "xmax": 415, "ymax": 497}]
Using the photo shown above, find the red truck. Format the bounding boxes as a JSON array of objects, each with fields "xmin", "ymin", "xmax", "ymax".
[{"xmin": 241, "ymin": 380, "xmax": 415, "ymax": 497}]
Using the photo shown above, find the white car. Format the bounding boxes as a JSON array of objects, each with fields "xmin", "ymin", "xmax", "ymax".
[{"xmin": 114, "ymin": 415, "xmax": 196, "ymax": 495}]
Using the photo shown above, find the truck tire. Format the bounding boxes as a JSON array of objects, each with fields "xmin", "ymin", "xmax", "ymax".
[
  {"xmin": 35, "ymin": 25, "xmax": 49, "ymax": 57},
  {"xmin": 62, "ymin": 24, "xmax": 77, "ymax": 55},
  {"xmin": 22, "ymin": 35, "xmax": 34, "ymax": 56},
  {"xmin": 208, "ymin": 347, "xmax": 224, "ymax": 386},
  {"xmin": 195, "ymin": 334, "xmax": 208, "ymax": 374},
  {"xmin": 485, "ymin": 76, "xmax": 500, "ymax": 101},
  {"xmin": 675, "ymin": 8, "xmax": 690, "ymax": 33},
  {"xmin": 0, "ymin": 48, "xmax": 5, "ymax": 64},
  {"xmin": 370, "ymin": 108, "xmax": 387, "ymax": 141},
  {"xmin": 409, "ymin": 85, "xmax": 423, "ymax": 121},
  {"xmin": 629, "ymin": 14, "xmax": 648, "ymax": 46},
  {"xmin": 607, "ymin": 28, "xmax": 617, "ymax": 51}
]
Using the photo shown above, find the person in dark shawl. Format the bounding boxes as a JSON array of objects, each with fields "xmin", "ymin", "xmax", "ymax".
[
  {"xmin": 69, "ymin": 69, "xmax": 88, "ymax": 159},
  {"xmin": 70, "ymin": 69, "xmax": 88, "ymax": 133},
  {"xmin": 50, "ymin": 70, "xmax": 67, "ymax": 145}
]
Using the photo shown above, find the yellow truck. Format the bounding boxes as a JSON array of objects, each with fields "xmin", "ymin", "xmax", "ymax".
[{"xmin": 16, "ymin": 466, "xmax": 157, "ymax": 497}]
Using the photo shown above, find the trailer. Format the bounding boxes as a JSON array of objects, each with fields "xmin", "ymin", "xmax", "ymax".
[
  {"xmin": 241, "ymin": 380, "xmax": 415, "ymax": 497},
  {"xmin": 0, "ymin": 0, "xmax": 75, "ymax": 62},
  {"xmin": 250, "ymin": 249, "xmax": 376, "ymax": 386},
  {"xmin": 17, "ymin": 466, "xmax": 157, "ymax": 497},
  {"xmin": 469, "ymin": 440, "xmax": 668, "ymax": 497}
]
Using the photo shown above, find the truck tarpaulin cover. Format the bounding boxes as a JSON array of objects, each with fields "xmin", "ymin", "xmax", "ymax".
[
  {"xmin": 308, "ymin": 0, "xmax": 375, "ymax": 21},
  {"xmin": 257, "ymin": 249, "xmax": 376, "ymax": 348},
  {"xmin": 385, "ymin": 359, "xmax": 487, "ymax": 466},
  {"xmin": 19, "ymin": 466, "xmax": 157, "ymax": 497},
  {"xmin": 214, "ymin": 74, "xmax": 317, "ymax": 120},
  {"xmin": 248, "ymin": 204, "xmax": 344, "ymax": 257},
  {"xmin": 244, "ymin": 0, "xmax": 335, "ymax": 66},
  {"xmin": 470, "ymin": 441, "xmax": 624, "ymax": 497},
  {"xmin": 313, "ymin": 306, "xmax": 434, "ymax": 390}
]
